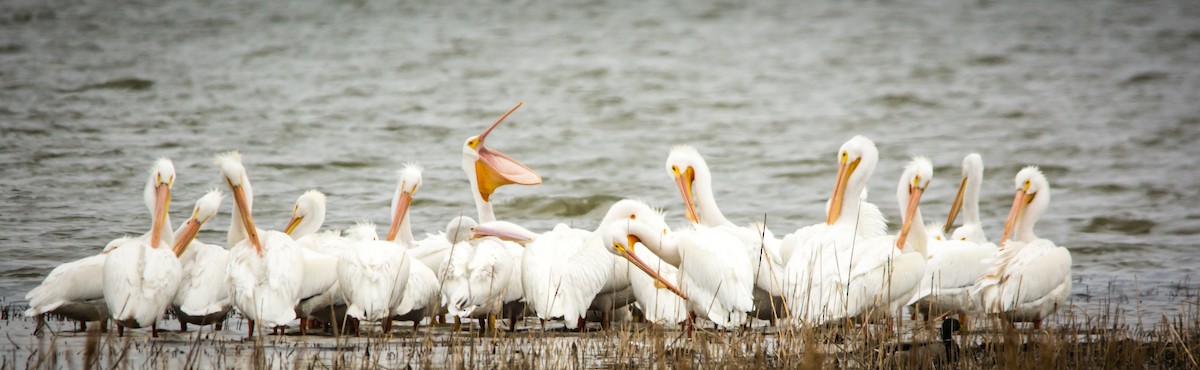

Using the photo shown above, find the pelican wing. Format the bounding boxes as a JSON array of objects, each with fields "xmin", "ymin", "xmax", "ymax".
[
  {"xmin": 25, "ymin": 253, "xmax": 108, "ymax": 316},
  {"xmin": 174, "ymin": 241, "xmax": 231, "ymax": 316},
  {"xmin": 974, "ymin": 239, "xmax": 1071, "ymax": 313}
]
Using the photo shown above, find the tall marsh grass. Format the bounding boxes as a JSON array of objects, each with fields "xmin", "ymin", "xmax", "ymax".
[{"xmin": 3, "ymin": 286, "xmax": 1197, "ymax": 369}]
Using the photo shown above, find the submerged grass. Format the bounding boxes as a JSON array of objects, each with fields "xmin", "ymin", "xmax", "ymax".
[{"xmin": 2, "ymin": 288, "xmax": 1198, "ymax": 369}]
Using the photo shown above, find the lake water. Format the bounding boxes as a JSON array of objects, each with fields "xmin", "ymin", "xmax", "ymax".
[{"xmin": 1, "ymin": 0, "xmax": 1198, "ymax": 323}]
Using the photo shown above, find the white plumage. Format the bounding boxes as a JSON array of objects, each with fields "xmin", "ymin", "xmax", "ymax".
[
  {"xmin": 908, "ymin": 154, "xmax": 995, "ymax": 320},
  {"xmin": 610, "ymin": 211, "xmax": 754, "ymax": 329},
  {"xmin": 217, "ymin": 151, "xmax": 307, "ymax": 333},
  {"xmin": 780, "ymin": 136, "xmax": 889, "ymax": 325},
  {"xmin": 664, "ymin": 145, "xmax": 787, "ymax": 321},
  {"xmin": 972, "ymin": 166, "xmax": 1072, "ymax": 327},
  {"xmin": 23, "ymin": 239, "xmax": 123, "ymax": 330},
  {"xmin": 171, "ymin": 190, "xmax": 230, "ymax": 327},
  {"xmin": 337, "ymin": 234, "xmax": 410, "ymax": 322},
  {"xmin": 102, "ymin": 158, "xmax": 183, "ymax": 333}
]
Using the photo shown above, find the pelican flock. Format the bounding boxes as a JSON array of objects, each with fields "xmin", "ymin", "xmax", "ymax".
[{"xmin": 24, "ymin": 103, "xmax": 1072, "ymax": 345}]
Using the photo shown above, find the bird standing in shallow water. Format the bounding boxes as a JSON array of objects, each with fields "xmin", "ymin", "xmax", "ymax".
[
  {"xmin": 171, "ymin": 190, "xmax": 229, "ymax": 331},
  {"xmin": 219, "ymin": 152, "xmax": 307, "ymax": 337},
  {"xmin": 103, "ymin": 158, "xmax": 183, "ymax": 337}
]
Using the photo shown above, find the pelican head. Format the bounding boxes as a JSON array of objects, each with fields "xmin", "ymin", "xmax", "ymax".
[
  {"xmin": 387, "ymin": 163, "xmax": 423, "ymax": 242},
  {"xmin": 602, "ymin": 220, "xmax": 687, "ymax": 300},
  {"xmin": 346, "ymin": 220, "xmax": 380, "ymax": 241},
  {"xmin": 1000, "ymin": 166, "xmax": 1051, "ymax": 246},
  {"xmin": 214, "ymin": 151, "xmax": 261, "ymax": 254},
  {"xmin": 284, "ymin": 190, "xmax": 326, "ymax": 238},
  {"xmin": 598, "ymin": 199, "xmax": 671, "ymax": 231},
  {"xmin": 172, "ymin": 189, "xmax": 224, "ymax": 257},
  {"xmin": 445, "ymin": 216, "xmax": 479, "ymax": 244},
  {"xmin": 143, "ymin": 158, "xmax": 175, "ymax": 249},
  {"xmin": 462, "ymin": 102, "xmax": 542, "ymax": 204},
  {"xmin": 665, "ymin": 145, "xmax": 708, "ymax": 224},
  {"xmin": 828, "ymin": 136, "xmax": 879, "ymax": 224},
  {"xmin": 895, "ymin": 157, "xmax": 933, "ymax": 251}
]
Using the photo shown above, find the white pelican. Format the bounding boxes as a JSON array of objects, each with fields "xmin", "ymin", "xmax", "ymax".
[
  {"xmin": 943, "ymin": 153, "xmax": 989, "ymax": 243},
  {"xmin": 103, "ymin": 158, "xmax": 183, "ymax": 337},
  {"xmin": 665, "ymin": 145, "xmax": 787, "ymax": 322},
  {"xmin": 474, "ymin": 200, "xmax": 664, "ymax": 331},
  {"xmin": 971, "ymin": 166, "xmax": 1072, "ymax": 329},
  {"xmin": 438, "ymin": 102, "xmax": 541, "ymax": 332},
  {"xmin": 337, "ymin": 218, "xmax": 410, "ymax": 333},
  {"xmin": 832, "ymin": 157, "xmax": 932, "ymax": 332},
  {"xmin": 622, "ymin": 243, "xmax": 690, "ymax": 326},
  {"xmin": 170, "ymin": 190, "xmax": 229, "ymax": 331},
  {"xmin": 907, "ymin": 154, "xmax": 997, "ymax": 323},
  {"xmin": 218, "ymin": 151, "xmax": 307, "ymax": 337},
  {"xmin": 607, "ymin": 210, "xmax": 753, "ymax": 329},
  {"xmin": 24, "ymin": 240, "xmax": 122, "ymax": 333},
  {"xmin": 440, "ymin": 217, "xmax": 517, "ymax": 328},
  {"xmin": 283, "ymin": 190, "xmax": 346, "ymax": 334},
  {"xmin": 384, "ymin": 164, "xmax": 442, "ymax": 332},
  {"xmin": 780, "ymin": 136, "xmax": 888, "ymax": 325}
]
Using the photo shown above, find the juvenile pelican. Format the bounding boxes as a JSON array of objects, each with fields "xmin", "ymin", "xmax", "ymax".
[
  {"xmin": 103, "ymin": 158, "xmax": 183, "ymax": 337},
  {"xmin": 666, "ymin": 145, "xmax": 786, "ymax": 322},
  {"xmin": 972, "ymin": 167, "xmax": 1072, "ymax": 329},
  {"xmin": 171, "ymin": 190, "xmax": 229, "ymax": 330},
  {"xmin": 780, "ymin": 136, "xmax": 887, "ymax": 325},
  {"xmin": 218, "ymin": 152, "xmax": 307, "ymax": 337}
]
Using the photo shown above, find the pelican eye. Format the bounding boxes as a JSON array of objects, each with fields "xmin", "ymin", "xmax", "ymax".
[
  {"xmin": 912, "ymin": 175, "xmax": 921, "ymax": 189},
  {"xmin": 630, "ymin": 214, "xmax": 637, "ymax": 220},
  {"xmin": 841, "ymin": 152, "xmax": 847, "ymax": 163},
  {"xmin": 1023, "ymin": 180, "xmax": 1031, "ymax": 190}
]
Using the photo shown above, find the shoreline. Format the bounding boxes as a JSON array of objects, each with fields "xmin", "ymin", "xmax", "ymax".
[{"xmin": 4, "ymin": 296, "xmax": 1197, "ymax": 369}]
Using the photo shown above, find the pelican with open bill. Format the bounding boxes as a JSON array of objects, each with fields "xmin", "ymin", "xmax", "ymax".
[{"xmin": 469, "ymin": 102, "xmax": 543, "ymax": 205}]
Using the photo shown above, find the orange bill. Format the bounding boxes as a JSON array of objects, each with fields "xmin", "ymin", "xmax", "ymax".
[
  {"xmin": 150, "ymin": 183, "xmax": 171, "ymax": 248},
  {"xmin": 895, "ymin": 186, "xmax": 925, "ymax": 251},
  {"xmin": 999, "ymin": 188, "xmax": 1034, "ymax": 250},
  {"xmin": 228, "ymin": 180, "xmax": 262, "ymax": 256},
  {"xmin": 470, "ymin": 223, "xmax": 534, "ymax": 244},
  {"xmin": 386, "ymin": 191, "xmax": 413, "ymax": 242},
  {"xmin": 943, "ymin": 176, "xmax": 968, "ymax": 235},
  {"xmin": 283, "ymin": 215, "xmax": 303, "ymax": 235},
  {"xmin": 617, "ymin": 235, "xmax": 688, "ymax": 300},
  {"xmin": 673, "ymin": 166, "xmax": 699, "ymax": 224},
  {"xmin": 827, "ymin": 156, "xmax": 861, "ymax": 224},
  {"xmin": 474, "ymin": 102, "xmax": 541, "ymax": 202},
  {"xmin": 172, "ymin": 218, "xmax": 202, "ymax": 257}
]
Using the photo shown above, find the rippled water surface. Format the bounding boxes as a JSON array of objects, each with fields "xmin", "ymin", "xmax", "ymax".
[{"xmin": 2, "ymin": 0, "xmax": 1198, "ymax": 320}]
